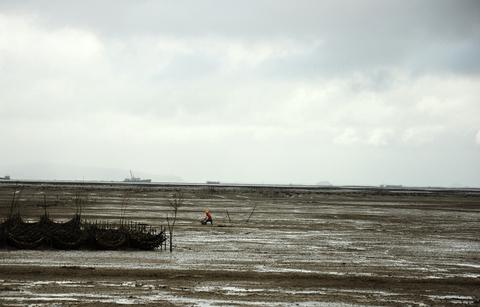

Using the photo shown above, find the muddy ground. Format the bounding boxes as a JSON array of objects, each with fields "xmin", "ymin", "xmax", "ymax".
[{"xmin": 0, "ymin": 182, "xmax": 479, "ymax": 306}]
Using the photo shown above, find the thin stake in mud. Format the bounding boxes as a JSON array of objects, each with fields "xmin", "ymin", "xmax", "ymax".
[
  {"xmin": 120, "ymin": 192, "xmax": 130, "ymax": 226},
  {"xmin": 9, "ymin": 191, "xmax": 17, "ymax": 217},
  {"xmin": 40, "ymin": 194, "xmax": 49, "ymax": 217},
  {"xmin": 226, "ymin": 209, "xmax": 232, "ymax": 223},
  {"xmin": 246, "ymin": 203, "xmax": 257, "ymax": 223},
  {"xmin": 73, "ymin": 192, "xmax": 85, "ymax": 218},
  {"xmin": 166, "ymin": 190, "xmax": 183, "ymax": 252},
  {"xmin": 9, "ymin": 188, "xmax": 24, "ymax": 217}
]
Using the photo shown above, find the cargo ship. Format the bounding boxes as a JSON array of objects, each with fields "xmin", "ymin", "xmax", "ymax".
[{"xmin": 123, "ymin": 170, "xmax": 151, "ymax": 183}]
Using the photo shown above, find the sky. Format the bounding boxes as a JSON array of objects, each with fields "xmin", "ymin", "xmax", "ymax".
[{"xmin": 0, "ymin": 0, "xmax": 479, "ymax": 186}]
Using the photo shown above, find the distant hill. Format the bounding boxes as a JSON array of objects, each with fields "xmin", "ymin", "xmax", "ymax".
[{"xmin": 2, "ymin": 163, "xmax": 183, "ymax": 183}]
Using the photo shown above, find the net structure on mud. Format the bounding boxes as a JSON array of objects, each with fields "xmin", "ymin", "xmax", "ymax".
[{"xmin": 0, "ymin": 213, "xmax": 167, "ymax": 251}]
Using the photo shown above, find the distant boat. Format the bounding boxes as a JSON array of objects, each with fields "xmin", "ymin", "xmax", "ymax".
[{"xmin": 124, "ymin": 170, "xmax": 151, "ymax": 183}]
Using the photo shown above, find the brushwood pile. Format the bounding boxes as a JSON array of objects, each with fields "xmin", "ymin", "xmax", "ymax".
[{"xmin": 0, "ymin": 213, "xmax": 166, "ymax": 250}]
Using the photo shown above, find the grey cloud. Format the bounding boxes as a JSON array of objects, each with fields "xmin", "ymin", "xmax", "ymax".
[
  {"xmin": 2, "ymin": 0, "xmax": 479, "ymax": 77},
  {"xmin": 409, "ymin": 39, "xmax": 480, "ymax": 75},
  {"xmin": 1, "ymin": 1, "xmax": 477, "ymax": 37},
  {"xmin": 152, "ymin": 53, "xmax": 220, "ymax": 81},
  {"xmin": 260, "ymin": 33, "xmax": 480, "ymax": 79}
]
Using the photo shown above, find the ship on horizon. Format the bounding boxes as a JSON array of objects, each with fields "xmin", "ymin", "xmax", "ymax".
[{"xmin": 123, "ymin": 170, "xmax": 151, "ymax": 183}]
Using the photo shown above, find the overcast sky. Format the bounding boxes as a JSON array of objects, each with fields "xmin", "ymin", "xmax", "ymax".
[{"xmin": 0, "ymin": 0, "xmax": 479, "ymax": 186}]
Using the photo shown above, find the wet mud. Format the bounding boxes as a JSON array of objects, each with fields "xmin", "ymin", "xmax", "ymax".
[{"xmin": 0, "ymin": 183, "xmax": 479, "ymax": 306}]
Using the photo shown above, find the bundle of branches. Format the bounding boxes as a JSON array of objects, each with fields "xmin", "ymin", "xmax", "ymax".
[{"xmin": 0, "ymin": 214, "xmax": 166, "ymax": 251}]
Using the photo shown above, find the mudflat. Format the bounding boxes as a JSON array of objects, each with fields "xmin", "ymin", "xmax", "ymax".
[{"xmin": 1, "ymin": 182, "xmax": 479, "ymax": 306}]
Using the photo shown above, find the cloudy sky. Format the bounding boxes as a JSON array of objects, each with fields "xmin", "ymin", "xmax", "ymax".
[{"xmin": 0, "ymin": 0, "xmax": 479, "ymax": 186}]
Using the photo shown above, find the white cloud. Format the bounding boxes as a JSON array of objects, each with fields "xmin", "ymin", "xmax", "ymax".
[
  {"xmin": 367, "ymin": 128, "xmax": 395, "ymax": 146},
  {"xmin": 476, "ymin": 130, "xmax": 480, "ymax": 145},
  {"xmin": 401, "ymin": 126, "xmax": 444, "ymax": 145},
  {"xmin": 334, "ymin": 128, "xmax": 361, "ymax": 145},
  {"xmin": 0, "ymin": 13, "xmax": 103, "ymax": 69}
]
